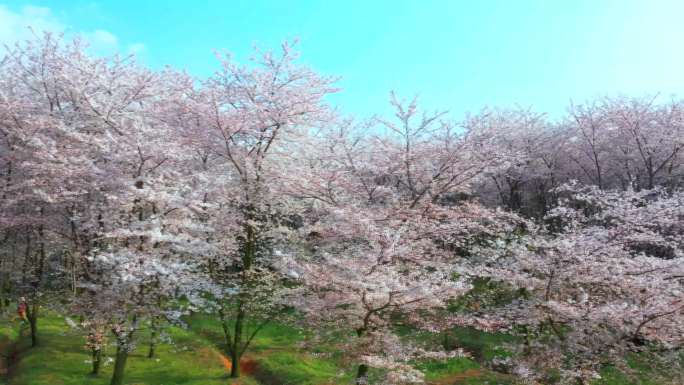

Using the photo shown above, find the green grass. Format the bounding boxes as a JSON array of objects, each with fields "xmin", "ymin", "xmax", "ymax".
[
  {"xmin": 446, "ymin": 327, "xmax": 516, "ymax": 361},
  {"xmin": 593, "ymin": 352, "xmax": 684, "ymax": 385},
  {"xmin": 6, "ymin": 314, "xmax": 233, "ymax": 385},
  {"xmin": 1, "ymin": 311, "xmax": 678, "ymax": 385},
  {"xmin": 396, "ymin": 323, "xmax": 515, "ymax": 363},
  {"xmin": 185, "ymin": 314, "xmax": 514, "ymax": 385},
  {"xmin": 416, "ymin": 357, "xmax": 480, "ymax": 380},
  {"xmin": 185, "ymin": 313, "xmax": 352, "ymax": 385},
  {"xmin": 186, "ymin": 314, "xmax": 307, "ymax": 353},
  {"xmin": 597, "ymin": 366, "xmax": 656, "ymax": 385},
  {"xmin": 255, "ymin": 351, "xmax": 350, "ymax": 385},
  {"xmin": 0, "ymin": 313, "xmax": 19, "ymax": 385}
]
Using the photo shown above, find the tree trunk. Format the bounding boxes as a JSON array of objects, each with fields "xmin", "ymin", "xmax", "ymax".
[
  {"xmin": 647, "ymin": 171, "xmax": 655, "ymax": 190},
  {"xmin": 228, "ymin": 219, "xmax": 256, "ymax": 379},
  {"xmin": 355, "ymin": 364, "xmax": 369, "ymax": 385},
  {"xmin": 29, "ymin": 317, "xmax": 37, "ymax": 347},
  {"xmin": 229, "ymin": 302, "xmax": 246, "ymax": 378},
  {"xmin": 110, "ymin": 341, "xmax": 129, "ymax": 385},
  {"xmin": 91, "ymin": 348, "xmax": 102, "ymax": 375},
  {"xmin": 148, "ymin": 318, "xmax": 158, "ymax": 359},
  {"xmin": 147, "ymin": 339, "xmax": 156, "ymax": 359},
  {"xmin": 229, "ymin": 347, "xmax": 241, "ymax": 378},
  {"xmin": 27, "ymin": 304, "xmax": 38, "ymax": 347}
]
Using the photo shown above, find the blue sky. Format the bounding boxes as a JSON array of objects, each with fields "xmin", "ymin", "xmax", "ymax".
[{"xmin": 2, "ymin": 0, "xmax": 684, "ymax": 119}]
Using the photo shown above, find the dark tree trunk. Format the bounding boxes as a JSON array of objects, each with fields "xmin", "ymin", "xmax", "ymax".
[
  {"xmin": 229, "ymin": 348, "xmax": 241, "ymax": 378},
  {"xmin": 27, "ymin": 304, "xmax": 38, "ymax": 347},
  {"xmin": 147, "ymin": 340, "xmax": 156, "ymax": 359},
  {"xmin": 356, "ymin": 364, "xmax": 369, "ymax": 385},
  {"xmin": 148, "ymin": 318, "xmax": 158, "ymax": 359},
  {"xmin": 229, "ymin": 301, "xmax": 246, "ymax": 378},
  {"xmin": 354, "ymin": 326, "xmax": 369, "ymax": 384},
  {"xmin": 91, "ymin": 348, "xmax": 102, "ymax": 375},
  {"xmin": 110, "ymin": 341, "xmax": 129, "ymax": 385},
  {"xmin": 228, "ymin": 218, "xmax": 257, "ymax": 379},
  {"xmin": 29, "ymin": 317, "xmax": 38, "ymax": 347}
]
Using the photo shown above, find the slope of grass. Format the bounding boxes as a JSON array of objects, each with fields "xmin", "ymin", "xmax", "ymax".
[
  {"xmin": 416, "ymin": 357, "xmax": 480, "ymax": 381},
  {"xmin": 0, "ymin": 312, "xmax": 522, "ymax": 385},
  {"xmin": 593, "ymin": 352, "xmax": 684, "ymax": 385},
  {"xmin": 254, "ymin": 351, "xmax": 349, "ymax": 385},
  {"xmin": 5, "ymin": 314, "xmax": 237, "ymax": 385},
  {"xmin": 0, "ymin": 314, "xmax": 19, "ymax": 385},
  {"xmin": 186, "ymin": 314, "xmax": 306, "ymax": 353},
  {"xmin": 3, "ymin": 311, "xmax": 678, "ymax": 385},
  {"xmin": 437, "ymin": 326, "xmax": 516, "ymax": 363},
  {"xmin": 187, "ymin": 313, "xmax": 522, "ymax": 385},
  {"xmin": 186, "ymin": 313, "xmax": 353, "ymax": 385}
]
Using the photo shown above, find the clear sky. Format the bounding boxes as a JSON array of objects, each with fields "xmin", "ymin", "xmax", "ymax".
[{"xmin": 2, "ymin": 0, "xmax": 684, "ymax": 119}]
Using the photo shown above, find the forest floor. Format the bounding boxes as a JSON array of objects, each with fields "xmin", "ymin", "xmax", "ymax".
[{"xmin": 0, "ymin": 312, "xmax": 672, "ymax": 385}]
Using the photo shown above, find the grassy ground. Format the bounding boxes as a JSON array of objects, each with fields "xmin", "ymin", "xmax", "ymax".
[
  {"xmin": 4, "ymin": 314, "xmax": 234, "ymax": 385},
  {"xmin": 0, "ymin": 316, "xmax": 19, "ymax": 385},
  {"xmin": 186, "ymin": 314, "xmax": 353, "ymax": 385},
  {"xmin": 0, "ymin": 311, "xmax": 510, "ymax": 385},
  {"xmin": 0, "ymin": 311, "xmax": 679, "ymax": 384},
  {"xmin": 184, "ymin": 314, "xmax": 525, "ymax": 385},
  {"xmin": 595, "ymin": 353, "xmax": 684, "ymax": 385}
]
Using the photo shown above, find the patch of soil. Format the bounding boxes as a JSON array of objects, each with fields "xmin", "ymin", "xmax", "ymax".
[
  {"xmin": 218, "ymin": 354, "xmax": 231, "ymax": 370},
  {"xmin": 218, "ymin": 353, "xmax": 258, "ymax": 376}
]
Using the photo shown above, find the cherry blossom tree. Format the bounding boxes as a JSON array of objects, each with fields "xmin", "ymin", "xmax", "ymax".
[
  {"xmin": 0, "ymin": 33, "xmax": 104, "ymax": 346},
  {"xmin": 474, "ymin": 108, "xmax": 567, "ymax": 217},
  {"xmin": 277, "ymin": 95, "xmax": 534, "ymax": 384},
  {"xmin": 475, "ymin": 182, "xmax": 684, "ymax": 383},
  {"xmin": 176, "ymin": 40, "xmax": 338, "ymax": 378},
  {"xmin": 601, "ymin": 96, "xmax": 684, "ymax": 190},
  {"xmin": 473, "ymin": 97, "xmax": 684, "ymax": 216},
  {"xmin": 0, "ymin": 33, "xmax": 211, "ymax": 384}
]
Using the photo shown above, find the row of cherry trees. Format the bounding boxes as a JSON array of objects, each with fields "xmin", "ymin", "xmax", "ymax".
[
  {"xmin": 0, "ymin": 34, "xmax": 682, "ymax": 385},
  {"xmin": 477, "ymin": 98, "xmax": 684, "ymax": 217}
]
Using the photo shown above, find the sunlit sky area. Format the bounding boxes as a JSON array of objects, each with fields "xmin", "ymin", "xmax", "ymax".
[{"xmin": 2, "ymin": 0, "xmax": 684, "ymax": 119}]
